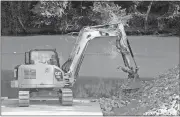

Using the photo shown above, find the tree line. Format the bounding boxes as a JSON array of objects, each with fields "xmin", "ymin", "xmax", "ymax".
[{"xmin": 1, "ymin": 1, "xmax": 180, "ymax": 36}]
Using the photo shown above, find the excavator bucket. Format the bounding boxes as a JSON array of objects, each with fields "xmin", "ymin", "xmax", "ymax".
[
  {"xmin": 121, "ymin": 74, "xmax": 142, "ymax": 94},
  {"xmin": 118, "ymin": 65, "xmax": 142, "ymax": 93},
  {"xmin": 123, "ymin": 77, "xmax": 141, "ymax": 89}
]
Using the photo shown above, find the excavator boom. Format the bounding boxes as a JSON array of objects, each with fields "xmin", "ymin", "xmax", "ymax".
[{"xmin": 62, "ymin": 23, "xmax": 139, "ymax": 85}]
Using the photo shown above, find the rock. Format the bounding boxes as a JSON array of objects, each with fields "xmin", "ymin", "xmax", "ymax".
[
  {"xmin": 98, "ymin": 65, "xmax": 180, "ymax": 116},
  {"xmin": 142, "ymin": 65, "xmax": 180, "ymax": 116}
]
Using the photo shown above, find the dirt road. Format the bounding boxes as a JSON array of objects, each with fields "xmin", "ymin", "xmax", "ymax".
[{"xmin": 1, "ymin": 98, "xmax": 103, "ymax": 116}]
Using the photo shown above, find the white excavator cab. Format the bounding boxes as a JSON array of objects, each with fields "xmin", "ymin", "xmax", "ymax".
[
  {"xmin": 11, "ymin": 49, "xmax": 73, "ymax": 107},
  {"xmin": 25, "ymin": 49, "xmax": 60, "ymax": 67}
]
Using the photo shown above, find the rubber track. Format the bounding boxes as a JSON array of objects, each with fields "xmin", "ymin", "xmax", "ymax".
[
  {"xmin": 61, "ymin": 88, "xmax": 73, "ymax": 106},
  {"xmin": 18, "ymin": 91, "xmax": 30, "ymax": 107}
]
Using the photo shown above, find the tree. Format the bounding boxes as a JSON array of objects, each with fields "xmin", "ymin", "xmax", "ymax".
[
  {"xmin": 31, "ymin": 1, "xmax": 69, "ymax": 32},
  {"xmin": 31, "ymin": 1, "xmax": 94, "ymax": 33},
  {"xmin": 32, "ymin": 1, "xmax": 68, "ymax": 18},
  {"xmin": 130, "ymin": 1, "xmax": 180, "ymax": 34},
  {"xmin": 1, "ymin": 1, "xmax": 36, "ymax": 35},
  {"xmin": 91, "ymin": 1, "xmax": 132, "ymax": 25},
  {"xmin": 2, "ymin": 1, "xmax": 179, "ymax": 35},
  {"xmin": 156, "ymin": 1, "xmax": 180, "ymax": 34},
  {"xmin": 144, "ymin": 1, "xmax": 153, "ymax": 31},
  {"xmin": 130, "ymin": 1, "xmax": 153, "ymax": 31}
]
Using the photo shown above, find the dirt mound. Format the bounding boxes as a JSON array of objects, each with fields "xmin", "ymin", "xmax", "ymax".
[
  {"xmin": 142, "ymin": 64, "xmax": 179, "ymax": 116},
  {"xmin": 98, "ymin": 64, "xmax": 179, "ymax": 116}
]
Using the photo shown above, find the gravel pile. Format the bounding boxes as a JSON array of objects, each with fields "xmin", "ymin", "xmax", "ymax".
[
  {"xmin": 97, "ymin": 64, "xmax": 179, "ymax": 116},
  {"xmin": 142, "ymin": 64, "xmax": 180, "ymax": 116},
  {"xmin": 97, "ymin": 96, "xmax": 129, "ymax": 116},
  {"xmin": 144, "ymin": 94, "xmax": 179, "ymax": 115}
]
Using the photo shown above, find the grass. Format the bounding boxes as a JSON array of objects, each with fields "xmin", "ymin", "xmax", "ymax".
[{"xmin": 1, "ymin": 70, "xmax": 153, "ymax": 99}]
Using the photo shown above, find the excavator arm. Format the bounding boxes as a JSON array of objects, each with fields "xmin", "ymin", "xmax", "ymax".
[{"xmin": 61, "ymin": 23, "xmax": 139, "ymax": 84}]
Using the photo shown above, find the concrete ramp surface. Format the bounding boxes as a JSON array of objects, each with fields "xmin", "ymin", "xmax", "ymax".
[{"xmin": 1, "ymin": 99, "xmax": 103, "ymax": 116}]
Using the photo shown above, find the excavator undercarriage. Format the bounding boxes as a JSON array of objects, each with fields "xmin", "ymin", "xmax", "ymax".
[{"xmin": 18, "ymin": 88, "xmax": 73, "ymax": 107}]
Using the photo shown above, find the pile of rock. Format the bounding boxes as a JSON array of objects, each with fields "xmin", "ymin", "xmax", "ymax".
[
  {"xmin": 97, "ymin": 64, "xmax": 179, "ymax": 116},
  {"xmin": 141, "ymin": 65, "xmax": 180, "ymax": 116},
  {"xmin": 144, "ymin": 94, "xmax": 179, "ymax": 115},
  {"xmin": 98, "ymin": 96, "xmax": 128, "ymax": 116}
]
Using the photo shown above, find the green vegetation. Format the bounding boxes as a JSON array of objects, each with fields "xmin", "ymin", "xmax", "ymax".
[
  {"xmin": 73, "ymin": 78, "xmax": 125, "ymax": 98},
  {"xmin": 1, "ymin": 1, "xmax": 180, "ymax": 36}
]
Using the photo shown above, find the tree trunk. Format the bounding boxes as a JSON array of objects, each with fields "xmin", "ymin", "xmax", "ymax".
[
  {"xmin": 9, "ymin": 1, "xmax": 14, "ymax": 34},
  {"xmin": 144, "ymin": 1, "xmax": 153, "ymax": 31},
  {"xmin": 17, "ymin": 16, "xmax": 27, "ymax": 33}
]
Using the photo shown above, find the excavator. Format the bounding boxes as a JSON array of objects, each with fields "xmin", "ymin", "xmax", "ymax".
[{"xmin": 11, "ymin": 22, "xmax": 141, "ymax": 107}]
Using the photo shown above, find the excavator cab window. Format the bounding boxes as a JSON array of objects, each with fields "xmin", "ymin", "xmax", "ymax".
[{"xmin": 28, "ymin": 50, "xmax": 60, "ymax": 67}]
